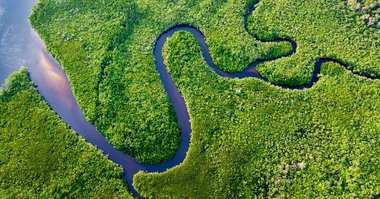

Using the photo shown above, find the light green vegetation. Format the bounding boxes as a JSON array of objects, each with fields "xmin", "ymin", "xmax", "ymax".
[
  {"xmin": 29, "ymin": 0, "xmax": 292, "ymax": 164},
  {"xmin": 248, "ymin": 0, "xmax": 380, "ymax": 86},
  {"xmin": 134, "ymin": 30, "xmax": 380, "ymax": 197},
  {"xmin": 0, "ymin": 68, "xmax": 132, "ymax": 198},
  {"xmin": 29, "ymin": 0, "xmax": 380, "ymax": 197},
  {"xmin": 349, "ymin": 0, "xmax": 380, "ymax": 30}
]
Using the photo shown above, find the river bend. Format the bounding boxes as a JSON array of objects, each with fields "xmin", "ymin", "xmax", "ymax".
[{"xmin": 1, "ymin": 0, "xmax": 379, "ymax": 198}]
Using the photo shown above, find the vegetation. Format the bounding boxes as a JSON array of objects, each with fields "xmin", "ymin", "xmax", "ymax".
[
  {"xmin": 29, "ymin": 0, "xmax": 380, "ymax": 164},
  {"xmin": 0, "ymin": 68, "xmax": 132, "ymax": 198},
  {"xmin": 247, "ymin": 0, "xmax": 380, "ymax": 86},
  {"xmin": 134, "ymin": 29, "xmax": 380, "ymax": 198},
  {"xmin": 29, "ymin": 0, "xmax": 380, "ymax": 197},
  {"xmin": 29, "ymin": 0, "xmax": 292, "ymax": 164},
  {"xmin": 349, "ymin": 0, "xmax": 380, "ymax": 30}
]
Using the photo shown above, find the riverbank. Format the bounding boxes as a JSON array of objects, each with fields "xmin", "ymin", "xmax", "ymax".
[
  {"xmin": 135, "ymin": 29, "xmax": 380, "ymax": 198},
  {"xmin": 0, "ymin": 68, "xmax": 133, "ymax": 198},
  {"xmin": 22, "ymin": 0, "xmax": 380, "ymax": 197},
  {"xmin": 29, "ymin": 0, "xmax": 292, "ymax": 164}
]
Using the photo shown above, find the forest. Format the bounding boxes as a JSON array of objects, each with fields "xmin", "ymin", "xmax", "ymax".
[
  {"xmin": 134, "ymin": 30, "xmax": 380, "ymax": 198},
  {"xmin": 0, "ymin": 0, "xmax": 378, "ymax": 198},
  {"xmin": 29, "ymin": 0, "xmax": 380, "ymax": 165},
  {"xmin": 29, "ymin": 0, "xmax": 292, "ymax": 164},
  {"xmin": 0, "ymin": 68, "xmax": 132, "ymax": 198},
  {"xmin": 349, "ymin": 0, "xmax": 380, "ymax": 30}
]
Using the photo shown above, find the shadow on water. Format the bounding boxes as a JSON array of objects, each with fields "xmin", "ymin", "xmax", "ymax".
[{"xmin": 1, "ymin": 0, "xmax": 379, "ymax": 198}]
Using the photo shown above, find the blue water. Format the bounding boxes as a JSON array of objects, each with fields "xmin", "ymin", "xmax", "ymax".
[{"xmin": 0, "ymin": 0, "xmax": 38, "ymax": 85}]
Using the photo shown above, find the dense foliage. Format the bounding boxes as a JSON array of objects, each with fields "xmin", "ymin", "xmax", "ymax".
[
  {"xmin": 29, "ymin": 0, "xmax": 380, "ymax": 197},
  {"xmin": 29, "ymin": 0, "xmax": 380, "ymax": 164},
  {"xmin": 349, "ymin": 0, "xmax": 380, "ymax": 30},
  {"xmin": 247, "ymin": 0, "xmax": 380, "ymax": 86},
  {"xmin": 0, "ymin": 68, "xmax": 132, "ymax": 198},
  {"xmin": 134, "ymin": 29, "xmax": 380, "ymax": 198},
  {"xmin": 29, "ymin": 0, "xmax": 292, "ymax": 164}
]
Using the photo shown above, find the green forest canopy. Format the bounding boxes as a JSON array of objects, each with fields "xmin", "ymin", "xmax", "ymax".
[
  {"xmin": 0, "ymin": 68, "xmax": 132, "ymax": 198},
  {"xmin": 134, "ymin": 29, "xmax": 380, "ymax": 199},
  {"xmin": 29, "ymin": 0, "xmax": 292, "ymax": 164},
  {"xmin": 349, "ymin": 0, "xmax": 380, "ymax": 30},
  {"xmin": 29, "ymin": 0, "xmax": 380, "ymax": 165},
  {"xmin": 27, "ymin": 0, "xmax": 380, "ymax": 197}
]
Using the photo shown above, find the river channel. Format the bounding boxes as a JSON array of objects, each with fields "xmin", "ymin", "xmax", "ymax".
[
  {"xmin": 1, "ymin": 0, "xmax": 379, "ymax": 198},
  {"xmin": 0, "ymin": 0, "xmax": 190, "ymax": 198}
]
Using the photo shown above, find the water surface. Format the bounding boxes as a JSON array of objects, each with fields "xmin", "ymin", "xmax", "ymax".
[
  {"xmin": 2, "ymin": 1, "xmax": 379, "ymax": 199},
  {"xmin": 0, "ymin": 0, "xmax": 38, "ymax": 85},
  {"xmin": 0, "ymin": 1, "xmax": 190, "ymax": 198}
]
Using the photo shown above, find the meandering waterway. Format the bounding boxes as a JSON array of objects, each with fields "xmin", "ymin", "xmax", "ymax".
[{"xmin": 1, "ymin": 0, "xmax": 379, "ymax": 198}]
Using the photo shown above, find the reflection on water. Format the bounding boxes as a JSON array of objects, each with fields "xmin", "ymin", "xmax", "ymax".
[
  {"xmin": 37, "ymin": 51, "xmax": 63, "ymax": 89},
  {"xmin": 0, "ymin": 1, "xmax": 191, "ymax": 198},
  {"xmin": 0, "ymin": 0, "xmax": 38, "ymax": 85},
  {"xmin": 33, "ymin": 28, "xmax": 73, "ymax": 107},
  {"xmin": 36, "ymin": 49, "xmax": 73, "ymax": 106},
  {"xmin": 0, "ymin": 0, "xmax": 79, "ymax": 123},
  {"xmin": 27, "ymin": 27, "xmax": 149, "ymax": 197},
  {"xmin": 0, "ymin": 1, "xmax": 148, "ymax": 197}
]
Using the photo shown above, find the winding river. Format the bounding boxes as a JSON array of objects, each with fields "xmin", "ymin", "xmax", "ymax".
[{"xmin": 1, "ymin": 0, "xmax": 379, "ymax": 198}]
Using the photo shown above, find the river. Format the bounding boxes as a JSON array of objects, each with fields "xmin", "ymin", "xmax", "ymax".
[
  {"xmin": 0, "ymin": 0, "xmax": 190, "ymax": 198},
  {"xmin": 1, "ymin": 0, "xmax": 379, "ymax": 198}
]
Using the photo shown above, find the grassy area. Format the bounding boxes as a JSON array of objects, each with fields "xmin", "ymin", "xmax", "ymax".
[
  {"xmin": 134, "ymin": 29, "xmax": 380, "ymax": 198},
  {"xmin": 29, "ymin": 0, "xmax": 292, "ymax": 164},
  {"xmin": 248, "ymin": 0, "xmax": 380, "ymax": 86},
  {"xmin": 0, "ymin": 68, "xmax": 132, "ymax": 198}
]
